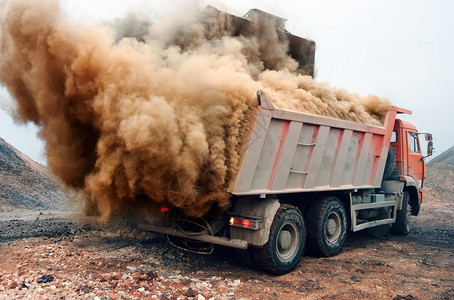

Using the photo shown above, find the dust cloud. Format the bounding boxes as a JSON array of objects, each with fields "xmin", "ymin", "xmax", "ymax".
[{"xmin": 0, "ymin": 0, "xmax": 390, "ymax": 220}]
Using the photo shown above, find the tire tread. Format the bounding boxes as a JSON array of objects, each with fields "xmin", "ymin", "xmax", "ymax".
[
  {"xmin": 305, "ymin": 196, "xmax": 347, "ymax": 257},
  {"xmin": 391, "ymin": 192, "xmax": 410, "ymax": 235},
  {"xmin": 252, "ymin": 204, "xmax": 305, "ymax": 275}
]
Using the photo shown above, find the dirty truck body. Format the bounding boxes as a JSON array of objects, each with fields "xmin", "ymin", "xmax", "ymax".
[
  {"xmin": 138, "ymin": 8, "xmax": 432, "ymax": 275},
  {"xmin": 139, "ymin": 91, "xmax": 431, "ymax": 274}
]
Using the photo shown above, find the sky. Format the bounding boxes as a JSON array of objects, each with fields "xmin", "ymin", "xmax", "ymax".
[{"xmin": 0, "ymin": 0, "xmax": 453, "ymax": 165}]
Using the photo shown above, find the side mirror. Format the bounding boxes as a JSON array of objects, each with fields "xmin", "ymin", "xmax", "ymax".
[
  {"xmin": 425, "ymin": 133, "xmax": 433, "ymax": 141},
  {"xmin": 427, "ymin": 141, "xmax": 433, "ymax": 156}
]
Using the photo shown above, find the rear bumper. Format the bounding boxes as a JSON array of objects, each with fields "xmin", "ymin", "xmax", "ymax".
[{"xmin": 138, "ymin": 223, "xmax": 248, "ymax": 250}]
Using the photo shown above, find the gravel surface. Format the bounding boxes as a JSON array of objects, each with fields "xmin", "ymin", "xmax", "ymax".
[
  {"xmin": 0, "ymin": 202, "xmax": 453, "ymax": 300},
  {"xmin": 0, "ymin": 165, "xmax": 453, "ymax": 299}
]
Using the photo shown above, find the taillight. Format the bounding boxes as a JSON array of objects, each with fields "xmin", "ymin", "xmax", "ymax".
[
  {"xmin": 229, "ymin": 217, "xmax": 260, "ymax": 230},
  {"xmin": 161, "ymin": 207, "xmax": 169, "ymax": 213}
]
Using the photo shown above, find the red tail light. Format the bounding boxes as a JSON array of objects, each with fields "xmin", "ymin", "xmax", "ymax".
[{"xmin": 229, "ymin": 217, "xmax": 260, "ymax": 230}]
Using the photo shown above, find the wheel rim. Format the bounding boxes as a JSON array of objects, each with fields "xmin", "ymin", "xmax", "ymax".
[
  {"xmin": 325, "ymin": 211, "xmax": 341, "ymax": 244},
  {"xmin": 276, "ymin": 221, "xmax": 299, "ymax": 260}
]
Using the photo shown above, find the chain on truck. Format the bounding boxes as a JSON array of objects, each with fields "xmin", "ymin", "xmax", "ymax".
[{"xmin": 130, "ymin": 7, "xmax": 434, "ymax": 275}]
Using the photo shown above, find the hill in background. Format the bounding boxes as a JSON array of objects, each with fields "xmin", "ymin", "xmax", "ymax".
[
  {"xmin": 425, "ymin": 145, "xmax": 454, "ymax": 202},
  {"xmin": 0, "ymin": 137, "xmax": 70, "ymax": 212},
  {"xmin": 430, "ymin": 145, "xmax": 454, "ymax": 166}
]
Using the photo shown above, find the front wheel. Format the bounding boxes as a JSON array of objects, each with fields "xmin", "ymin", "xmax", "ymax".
[
  {"xmin": 305, "ymin": 196, "xmax": 347, "ymax": 257},
  {"xmin": 253, "ymin": 204, "xmax": 306, "ymax": 275},
  {"xmin": 391, "ymin": 191, "xmax": 411, "ymax": 235}
]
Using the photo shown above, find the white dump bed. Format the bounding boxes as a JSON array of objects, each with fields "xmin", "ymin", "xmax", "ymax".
[{"xmin": 229, "ymin": 91, "xmax": 407, "ymax": 195}]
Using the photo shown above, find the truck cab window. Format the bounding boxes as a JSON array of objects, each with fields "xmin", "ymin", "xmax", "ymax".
[
  {"xmin": 408, "ymin": 132, "xmax": 420, "ymax": 153},
  {"xmin": 391, "ymin": 131, "xmax": 397, "ymax": 143}
]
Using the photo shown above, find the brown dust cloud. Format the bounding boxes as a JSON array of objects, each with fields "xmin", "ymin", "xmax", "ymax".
[{"xmin": 0, "ymin": 0, "xmax": 391, "ymax": 220}]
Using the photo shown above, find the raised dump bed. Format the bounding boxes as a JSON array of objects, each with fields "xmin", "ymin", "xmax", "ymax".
[{"xmin": 229, "ymin": 91, "xmax": 407, "ymax": 195}]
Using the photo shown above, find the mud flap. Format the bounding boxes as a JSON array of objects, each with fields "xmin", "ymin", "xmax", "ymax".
[{"xmin": 229, "ymin": 197, "xmax": 280, "ymax": 246}]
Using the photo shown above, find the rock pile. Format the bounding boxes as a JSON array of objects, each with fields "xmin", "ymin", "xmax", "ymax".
[{"xmin": 0, "ymin": 137, "xmax": 69, "ymax": 212}]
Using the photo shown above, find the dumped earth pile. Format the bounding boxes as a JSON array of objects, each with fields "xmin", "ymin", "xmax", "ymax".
[
  {"xmin": 0, "ymin": 137, "xmax": 69, "ymax": 212},
  {"xmin": 424, "ymin": 162, "xmax": 454, "ymax": 202},
  {"xmin": 0, "ymin": 0, "xmax": 391, "ymax": 221}
]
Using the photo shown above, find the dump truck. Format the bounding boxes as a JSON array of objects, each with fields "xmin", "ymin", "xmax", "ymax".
[{"xmin": 135, "ymin": 8, "xmax": 434, "ymax": 274}]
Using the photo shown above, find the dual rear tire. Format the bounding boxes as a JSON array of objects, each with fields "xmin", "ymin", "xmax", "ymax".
[
  {"xmin": 305, "ymin": 196, "xmax": 348, "ymax": 257},
  {"xmin": 247, "ymin": 197, "xmax": 348, "ymax": 274},
  {"xmin": 252, "ymin": 205, "xmax": 306, "ymax": 275},
  {"xmin": 239, "ymin": 192, "xmax": 412, "ymax": 273}
]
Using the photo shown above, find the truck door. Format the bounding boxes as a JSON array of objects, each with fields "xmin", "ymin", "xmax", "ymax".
[{"xmin": 406, "ymin": 131, "xmax": 424, "ymax": 188}]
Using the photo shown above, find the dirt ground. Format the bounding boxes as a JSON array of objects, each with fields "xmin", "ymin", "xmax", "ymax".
[{"xmin": 0, "ymin": 186, "xmax": 453, "ymax": 299}]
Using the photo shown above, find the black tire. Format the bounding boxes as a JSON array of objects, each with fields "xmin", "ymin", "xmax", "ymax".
[
  {"xmin": 391, "ymin": 191, "xmax": 410, "ymax": 235},
  {"xmin": 410, "ymin": 193, "xmax": 421, "ymax": 216},
  {"xmin": 383, "ymin": 146, "xmax": 396, "ymax": 180},
  {"xmin": 305, "ymin": 196, "xmax": 347, "ymax": 257},
  {"xmin": 410, "ymin": 202, "xmax": 420, "ymax": 216},
  {"xmin": 252, "ymin": 205, "xmax": 306, "ymax": 275}
]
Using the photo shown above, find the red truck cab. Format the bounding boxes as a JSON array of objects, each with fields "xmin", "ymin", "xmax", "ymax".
[{"xmin": 391, "ymin": 119, "xmax": 433, "ymax": 215}]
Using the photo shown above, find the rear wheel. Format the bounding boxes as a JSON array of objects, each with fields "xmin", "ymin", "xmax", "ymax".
[
  {"xmin": 306, "ymin": 196, "xmax": 347, "ymax": 257},
  {"xmin": 253, "ymin": 205, "xmax": 306, "ymax": 275},
  {"xmin": 391, "ymin": 191, "xmax": 411, "ymax": 235}
]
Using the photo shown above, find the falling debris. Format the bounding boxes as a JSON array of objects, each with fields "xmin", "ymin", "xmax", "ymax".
[{"xmin": 0, "ymin": 0, "xmax": 390, "ymax": 220}]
